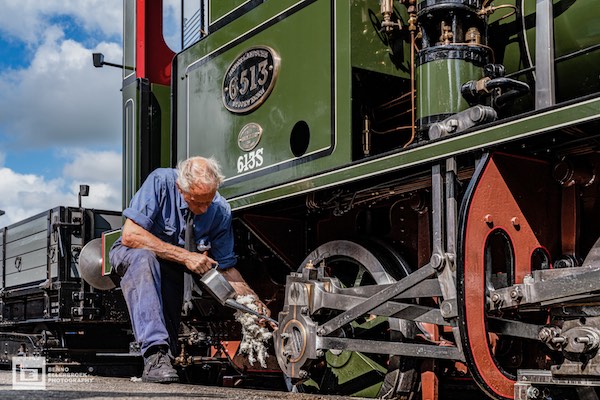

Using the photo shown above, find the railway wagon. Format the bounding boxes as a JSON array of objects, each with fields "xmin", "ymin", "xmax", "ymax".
[{"xmin": 0, "ymin": 206, "xmax": 131, "ymax": 370}]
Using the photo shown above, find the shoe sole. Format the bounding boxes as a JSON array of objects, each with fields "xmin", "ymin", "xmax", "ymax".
[{"xmin": 141, "ymin": 376, "xmax": 179, "ymax": 384}]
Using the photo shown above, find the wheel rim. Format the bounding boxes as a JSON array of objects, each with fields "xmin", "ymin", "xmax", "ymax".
[
  {"xmin": 457, "ymin": 153, "xmax": 556, "ymax": 400},
  {"xmin": 295, "ymin": 239, "xmax": 417, "ymax": 398}
]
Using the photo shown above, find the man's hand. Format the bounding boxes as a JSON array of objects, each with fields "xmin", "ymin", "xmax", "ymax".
[
  {"xmin": 254, "ymin": 298, "xmax": 277, "ymax": 330},
  {"xmin": 183, "ymin": 251, "xmax": 217, "ymax": 275},
  {"xmin": 219, "ymin": 267, "xmax": 277, "ymax": 330},
  {"xmin": 121, "ymin": 219, "xmax": 217, "ymax": 275}
]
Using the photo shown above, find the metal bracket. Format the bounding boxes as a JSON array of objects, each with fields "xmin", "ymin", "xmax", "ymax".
[
  {"xmin": 71, "ymin": 306, "xmax": 101, "ymax": 318},
  {"xmin": 316, "ymin": 337, "xmax": 464, "ymax": 361},
  {"xmin": 488, "ymin": 266, "xmax": 600, "ymax": 311},
  {"xmin": 317, "ymin": 263, "xmax": 436, "ymax": 336}
]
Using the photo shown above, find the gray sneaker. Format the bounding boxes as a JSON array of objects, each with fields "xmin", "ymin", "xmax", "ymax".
[{"xmin": 142, "ymin": 349, "xmax": 179, "ymax": 383}]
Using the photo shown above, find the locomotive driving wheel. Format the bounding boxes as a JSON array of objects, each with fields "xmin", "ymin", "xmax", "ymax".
[
  {"xmin": 457, "ymin": 153, "xmax": 560, "ymax": 400},
  {"xmin": 277, "ymin": 239, "xmax": 418, "ymax": 398}
]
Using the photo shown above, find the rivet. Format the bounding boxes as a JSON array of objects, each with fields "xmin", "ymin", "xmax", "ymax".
[{"xmin": 484, "ymin": 214, "xmax": 493, "ymax": 224}]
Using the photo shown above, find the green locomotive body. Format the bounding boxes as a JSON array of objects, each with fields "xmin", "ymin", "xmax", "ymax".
[
  {"xmin": 116, "ymin": 0, "xmax": 600, "ymax": 398},
  {"xmin": 174, "ymin": 0, "xmax": 411, "ymax": 205},
  {"xmin": 155, "ymin": 0, "xmax": 600, "ymax": 213}
]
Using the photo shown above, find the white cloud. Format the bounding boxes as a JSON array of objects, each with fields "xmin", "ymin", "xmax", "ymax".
[
  {"xmin": 0, "ymin": 0, "xmax": 122, "ymax": 43},
  {"xmin": 0, "ymin": 27, "xmax": 122, "ymax": 149},
  {"xmin": 62, "ymin": 149, "xmax": 122, "ymax": 210},
  {"xmin": 0, "ymin": 167, "xmax": 69, "ymax": 225},
  {"xmin": 62, "ymin": 148, "xmax": 121, "ymax": 181},
  {"xmin": 0, "ymin": 149, "xmax": 121, "ymax": 227}
]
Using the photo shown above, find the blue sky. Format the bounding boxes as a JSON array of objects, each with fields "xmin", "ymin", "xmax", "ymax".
[{"xmin": 0, "ymin": 1, "xmax": 179, "ymax": 227}]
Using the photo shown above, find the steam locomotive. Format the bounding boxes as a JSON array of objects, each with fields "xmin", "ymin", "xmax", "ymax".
[{"xmin": 3, "ymin": 0, "xmax": 600, "ymax": 399}]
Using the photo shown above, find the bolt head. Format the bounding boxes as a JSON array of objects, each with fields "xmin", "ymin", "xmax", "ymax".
[
  {"xmin": 509, "ymin": 286, "xmax": 523, "ymax": 300},
  {"xmin": 483, "ymin": 214, "xmax": 493, "ymax": 224},
  {"xmin": 298, "ymin": 369, "xmax": 309, "ymax": 379},
  {"xmin": 538, "ymin": 328, "xmax": 552, "ymax": 342},
  {"xmin": 440, "ymin": 301, "xmax": 453, "ymax": 317},
  {"xmin": 430, "ymin": 253, "xmax": 443, "ymax": 270},
  {"xmin": 527, "ymin": 386, "xmax": 540, "ymax": 399}
]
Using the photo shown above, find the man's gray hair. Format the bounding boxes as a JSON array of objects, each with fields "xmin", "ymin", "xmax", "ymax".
[{"xmin": 176, "ymin": 156, "xmax": 225, "ymax": 193}]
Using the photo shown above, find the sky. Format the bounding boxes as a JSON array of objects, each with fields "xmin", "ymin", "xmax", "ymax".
[{"xmin": 0, "ymin": 1, "xmax": 180, "ymax": 227}]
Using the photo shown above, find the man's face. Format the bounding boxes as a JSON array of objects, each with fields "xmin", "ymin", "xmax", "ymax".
[{"xmin": 179, "ymin": 183, "xmax": 216, "ymax": 215}]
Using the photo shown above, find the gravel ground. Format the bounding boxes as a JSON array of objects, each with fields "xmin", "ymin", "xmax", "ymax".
[{"xmin": 0, "ymin": 369, "xmax": 356, "ymax": 400}]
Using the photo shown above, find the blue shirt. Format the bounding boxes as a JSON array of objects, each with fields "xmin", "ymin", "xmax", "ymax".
[{"xmin": 123, "ymin": 168, "xmax": 237, "ymax": 269}]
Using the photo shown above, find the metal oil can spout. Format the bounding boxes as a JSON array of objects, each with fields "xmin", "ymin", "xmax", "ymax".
[
  {"xmin": 200, "ymin": 268, "xmax": 278, "ymax": 327},
  {"xmin": 224, "ymin": 298, "xmax": 279, "ymax": 327}
]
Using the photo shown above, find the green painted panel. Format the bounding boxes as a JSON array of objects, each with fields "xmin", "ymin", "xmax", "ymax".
[
  {"xmin": 324, "ymin": 351, "xmax": 385, "ymax": 397},
  {"xmin": 350, "ymin": 0, "xmax": 410, "ymax": 79},
  {"xmin": 210, "ymin": 0, "xmax": 249, "ymax": 24},
  {"xmin": 123, "ymin": 0, "xmax": 136, "ymax": 80},
  {"xmin": 176, "ymin": 0, "xmax": 357, "ymax": 199},
  {"xmin": 416, "ymin": 59, "xmax": 481, "ymax": 119},
  {"xmin": 122, "ymin": 82, "xmax": 141, "ymax": 207},
  {"xmin": 185, "ymin": 1, "xmax": 333, "ymax": 179},
  {"xmin": 150, "ymin": 83, "xmax": 172, "ymax": 167},
  {"xmin": 102, "ymin": 230, "xmax": 122, "ymax": 275},
  {"xmin": 489, "ymin": 0, "xmax": 600, "ymax": 104}
]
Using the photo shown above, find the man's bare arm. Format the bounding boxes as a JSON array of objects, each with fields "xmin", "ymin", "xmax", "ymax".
[
  {"xmin": 121, "ymin": 219, "xmax": 215, "ymax": 275},
  {"xmin": 122, "ymin": 219, "xmax": 275, "ymax": 326},
  {"xmin": 219, "ymin": 267, "xmax": 258, "ymax": 298}
]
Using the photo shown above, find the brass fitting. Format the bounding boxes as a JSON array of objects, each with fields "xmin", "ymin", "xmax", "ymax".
[
  {"xmin": 439, "ymin": 21, "xmax": 453, "ymax": 45},
  {"xmin": 381, "ymin": 0, "xmax": 401, "ymax": 32},
  {"xmin": 466, "ymin": 27, "xmax": 481, "ymax": 45}
]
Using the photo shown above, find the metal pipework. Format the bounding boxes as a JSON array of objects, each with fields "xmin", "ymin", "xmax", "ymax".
[
  {"xmin": 535, "ymin": 0, "xmax": 556, "ymax": 109},
  {"xmin": 380, "ymin": 0, "xmax": 401, "ymax": 31},
  {"xmin": 415, "ymin": 0, "xmax": 491, "ymax": 136},
  {"xmin": 461, "ymin": 75, "xmax": 530, "ymax": 109},
  {"xmin": 428, "ymin": 105, "xmax": 497, "ymax": 139}
]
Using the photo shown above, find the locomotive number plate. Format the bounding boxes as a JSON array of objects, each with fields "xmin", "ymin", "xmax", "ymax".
[{"xmin": 223, "ymin": 46, "xmax": 280, "ymax": 114}]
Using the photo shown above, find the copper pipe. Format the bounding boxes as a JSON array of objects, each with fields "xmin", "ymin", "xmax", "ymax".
[
  {"xmin": 377, "ymin": 91, "xmax": 413, "ymax": 110},
  {"xmin": 371, "ymin": 125, "xmax": 414, "ymax": 135},
  {"xmin": 375, "ymin": 109, "xmax": 414, "ymax": 125}
]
